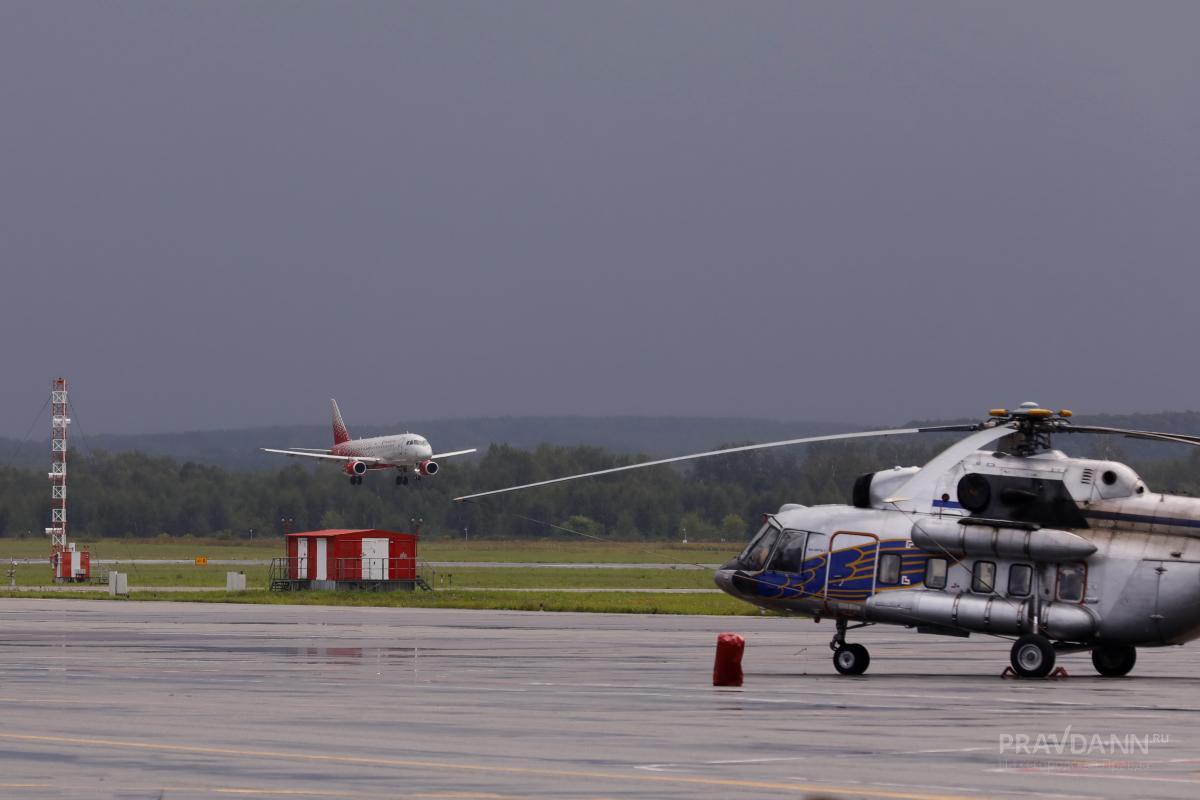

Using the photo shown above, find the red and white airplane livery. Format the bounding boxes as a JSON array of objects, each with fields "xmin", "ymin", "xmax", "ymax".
[{"xmin": 262, "ymin": 400, "xmax": 476, "ymax": 486}]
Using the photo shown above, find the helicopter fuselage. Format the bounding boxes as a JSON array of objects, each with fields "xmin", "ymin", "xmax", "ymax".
[{"xmin": 714, "ymin": 449, "xmax": 1200, "ymax": 648}]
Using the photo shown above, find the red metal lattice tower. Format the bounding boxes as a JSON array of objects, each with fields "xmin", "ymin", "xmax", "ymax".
[{"xmin": 47, "ymin": 377, "xmax": 69, "ymax": 551}]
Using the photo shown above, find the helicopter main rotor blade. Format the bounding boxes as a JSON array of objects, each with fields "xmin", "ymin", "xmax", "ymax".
[
  {"xmin": 453, "ymin": 427, "xmax": 931, "ymax": 502},
  {"xmin": 1063, "ymin": 425, "xmax": 1200, "ymax": 447}
]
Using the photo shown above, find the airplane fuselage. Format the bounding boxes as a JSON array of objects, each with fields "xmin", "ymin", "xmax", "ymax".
[
  {"xmin": 332, "ymin": 434, "xmax": 434, "ymax": 470},
  {"xmin": 262, "ymin": 400, "xmax": 475, "ymax": 485}
]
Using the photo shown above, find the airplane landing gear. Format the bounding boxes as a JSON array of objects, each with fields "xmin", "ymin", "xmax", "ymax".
[
  {"xmin": 1091, "ymin": 644, "xmax": 1136, "ymax": 677},
  {"xmin": 395, "ymin": 475, "xmax": 409, "ymax": 486},
  {"xmin": 830, "ymin": 619, "xmax": 871, "ymax": 675},
  {"xmin": 349, "ymin": 475, "xmax": 362, "ymax": 485},
  {"xmin": 1010, "ymin": 634, "xmax": 1056, "ymax": 678}
]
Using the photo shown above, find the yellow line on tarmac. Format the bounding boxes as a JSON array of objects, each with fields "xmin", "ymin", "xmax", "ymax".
[{"xmin": 0, "ymin": 731, "xmax": 988, "ymax": 800}]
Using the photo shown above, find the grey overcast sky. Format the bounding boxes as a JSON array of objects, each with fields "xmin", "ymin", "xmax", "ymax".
[{"xmin": 2, "ymin": 2, "xmax": 1198, "ymax": 435}]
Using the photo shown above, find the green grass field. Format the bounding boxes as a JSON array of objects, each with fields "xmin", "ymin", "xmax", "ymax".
[
  {"xmin": 2, "ymin": 564, "xmax": 714, "ymax": 590},
  {"xmin": 0, "ymin": 538, "xmax": 280, "ymax": 560},
  {"xmin": 420, "ymin": 539, "xmax": 736, "ymax": 564},
  {"xmin": 0, "ymin": 538, "xmax": 746, "ymax": 614},
  {"xmin": 0, "ymin": 537, "xmax": 737, "ymax": 563},
  {"xmin": 433, "ymin": 566, "xmax": 715, "ymax": 590},
  {"xmin": 0, "ymin": 588, "xmax": 755, "ymax": 615},
  {"xmin": 0, "ymin": 563, "xmax": 270, "ymax": 588}
]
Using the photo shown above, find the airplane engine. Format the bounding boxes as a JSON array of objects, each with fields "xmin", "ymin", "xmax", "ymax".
[
  {"xmin": 344, "ymin": 460, "xmax": 368, "ymax": 476},
  {"xmin": 418, "ymin": 459, "xmax": 439, "ymax": 476}
]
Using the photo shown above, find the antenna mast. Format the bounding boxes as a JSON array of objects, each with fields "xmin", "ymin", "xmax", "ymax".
[
  {"xmin": 46, "ymin": 378, "xmax": 89, "ymax": 582},
  {"xmin": 47, "ymin": 378, "xmax": 69, "ymax": 550}
]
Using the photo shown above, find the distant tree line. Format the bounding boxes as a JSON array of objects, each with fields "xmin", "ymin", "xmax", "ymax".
[{"xmin": 4, "ymin": 439, "xmax": 1200, "ymax": 543}]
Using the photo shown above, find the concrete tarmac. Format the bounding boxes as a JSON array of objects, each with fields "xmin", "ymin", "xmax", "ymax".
[{"xmin": 0, "ymin": 599, "xmax": 1196, "ymax": 799}]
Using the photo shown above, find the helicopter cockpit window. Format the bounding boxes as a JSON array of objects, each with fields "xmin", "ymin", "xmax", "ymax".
[
  {"xmin": 804, "ymin": 532, "xmax": 827, "ymax": 561},
  {"xmin": 767, "ymin": 530, "xmax": 808, "ymax": 572},
  {"xmin": 738, "ymin": 522, "xmax": 781, "ymax": 571},
  {"xmin": 1057, "ymin": 563, "xmax": 1086, "ymax": 603}
]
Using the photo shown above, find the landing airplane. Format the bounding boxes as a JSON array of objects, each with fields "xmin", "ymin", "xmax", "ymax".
[
  {"xmin": 263, "ymin": 400, "xmax": 476, "ymax": 485},
  {"xmin": 456, "ymin": 404, "xmax": 1200, "ymax": 678}
]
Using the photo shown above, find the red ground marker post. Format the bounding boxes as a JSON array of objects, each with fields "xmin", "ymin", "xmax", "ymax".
[{"xmin": 713, "ymin": 632, "xmax": 745, "ymax": 686}]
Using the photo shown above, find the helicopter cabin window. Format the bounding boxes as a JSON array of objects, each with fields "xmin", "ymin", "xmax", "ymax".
[
  {"xmin": 925, "ymin": 557, "xmax": 948, "ymax": 589},
  {"xmin": 767, "ymin": 531, "xmax": 808, "ymax": 572},
  {"xmin": 803, "ymin": 532, "xmax": 827, "ymax": 562},
  {"xmin": 877, "ymin": 553, "xmax": 901, "ymax": 585},
  {"xmin": 738, "ymin": 522, "xmax": 781, "ymax": 572},
  {"xmin": 971, "ymin": 561, "xmax": 997, "ymax": 593},
  {"xmin": 1008, "ymin": 564, "xmax": 1033, "ymax": 597},
  {"xmin": 1057, "ymin": 563, "xmax": 1087, "ymax": 603}
]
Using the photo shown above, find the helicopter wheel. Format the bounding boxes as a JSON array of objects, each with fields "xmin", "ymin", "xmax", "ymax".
[
  {"xmin": 1091, "ymin": 644, "xmax": 1137, "ymax": 677},
  {"xmin": 1010, "ymin": 634, "xmax": 1056, "ymax": 678},
  {"xmin": 832, "ymin": 643, "xmax": 870, "ymax": 675}
]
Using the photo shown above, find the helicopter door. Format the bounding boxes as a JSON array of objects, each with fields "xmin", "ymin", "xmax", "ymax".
[{"xmin": 824, "ymin": 531, "xmax": 881, "ymax": 604}]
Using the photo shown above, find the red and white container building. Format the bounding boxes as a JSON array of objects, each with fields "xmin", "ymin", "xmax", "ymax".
[{"xmin": 273, "ymin": 529, "xmax": 423, "ymax": 590}]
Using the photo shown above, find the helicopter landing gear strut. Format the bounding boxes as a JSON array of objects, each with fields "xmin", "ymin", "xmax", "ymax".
[{"xmin": 830, "ymin": 619, "xmax": 871, "ymax": 675}]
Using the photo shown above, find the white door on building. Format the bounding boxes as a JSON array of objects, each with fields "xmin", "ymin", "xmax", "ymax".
[
  {"xmin": 315, "ymin": 538, "xmax": 328, "ymax": 580},
  {"xmin": 295, "ymin": 537, "xmax": 308, "ymax": 579},
  {"xmin": 362, "ymin": 538, "xmax": 388, "ymax": 580}
]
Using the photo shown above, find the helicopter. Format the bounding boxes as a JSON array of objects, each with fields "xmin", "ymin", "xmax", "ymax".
[{"xmin": 455, "ymin": 404, "xmax": 1200, "ymax": 678}]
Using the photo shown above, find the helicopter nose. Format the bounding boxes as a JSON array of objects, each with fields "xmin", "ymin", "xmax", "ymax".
[
  {"xmin": 714, "ymin": 567, "xmax": 762, "ymax": 597},
  {"xmin": 713, "ymin": 569, "xmax": 735, "ymax": 594}
]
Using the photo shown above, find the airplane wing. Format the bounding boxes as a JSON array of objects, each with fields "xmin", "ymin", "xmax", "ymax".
[
  {"xmin": 453, "ymin": 428, "xmax": 925, "ymax": 501},
  {"xmin": 431, "ymin": 448, "xmax": 477, "ymax": 460},
  {"xmin": 261, "ymin": 448, "xmax": 383, "ymax": 464}
]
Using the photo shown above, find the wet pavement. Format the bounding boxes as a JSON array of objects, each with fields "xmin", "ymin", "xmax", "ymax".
[{"xmin": 0, "ymin": 599, "xmax": 1196, "ymax": 799}]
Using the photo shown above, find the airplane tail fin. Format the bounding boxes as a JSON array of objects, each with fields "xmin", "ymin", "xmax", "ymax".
[{"xmin": 331, "ymin": 399, "xmax": 351, "ymax": 445}]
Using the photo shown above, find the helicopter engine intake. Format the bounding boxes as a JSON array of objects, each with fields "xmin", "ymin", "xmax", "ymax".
[{"xmin": 851, "ymin": 466, "xmax": 921, "ymax": 508}]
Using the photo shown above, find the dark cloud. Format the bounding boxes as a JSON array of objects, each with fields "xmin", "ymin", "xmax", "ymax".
[{"xmin": 2, "ymin": 2, "xmax": 1197, "ymax": 434}]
